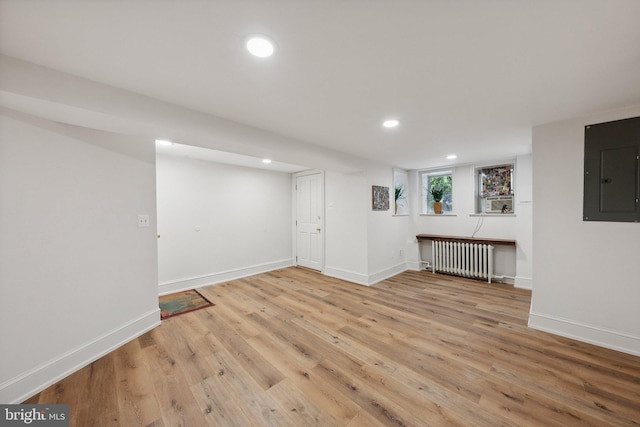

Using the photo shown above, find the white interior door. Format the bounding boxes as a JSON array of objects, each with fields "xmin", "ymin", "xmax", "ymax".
[{"xmin": 296, "ymin": 172, "xmax": 323, "ymax": 271}]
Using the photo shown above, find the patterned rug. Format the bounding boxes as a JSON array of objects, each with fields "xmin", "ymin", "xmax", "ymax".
[{"xmin": 159, "ymin": 289, "xmax": 213, "ymax": 319}]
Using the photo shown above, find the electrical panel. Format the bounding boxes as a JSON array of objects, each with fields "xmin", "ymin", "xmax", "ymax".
[{"xmin": 584, "ymin": 116, "xmax": 640, "ymax": 222}]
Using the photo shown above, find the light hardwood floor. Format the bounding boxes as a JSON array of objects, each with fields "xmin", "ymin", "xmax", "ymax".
[{"xmin": 26, "ymin": 268, "xmax": 640, "ymax": 426}]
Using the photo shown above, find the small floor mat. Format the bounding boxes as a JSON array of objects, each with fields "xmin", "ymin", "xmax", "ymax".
[{"xmin": 159, "ymin": 289, "xmax": 213, "ymax": 319}]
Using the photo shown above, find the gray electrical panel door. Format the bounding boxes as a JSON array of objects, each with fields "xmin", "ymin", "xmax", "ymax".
[{"xmin": 583, "ymin": 116, "xmax": 639, "ymax": 222}]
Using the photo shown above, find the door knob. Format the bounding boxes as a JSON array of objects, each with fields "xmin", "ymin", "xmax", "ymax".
[{"xmin": 316, "ymin": 228, "xmax": 321, "ymax": 232}]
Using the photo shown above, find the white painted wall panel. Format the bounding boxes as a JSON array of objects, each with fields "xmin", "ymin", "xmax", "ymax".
[
  {"xmin": 530, "ymin": 105, "xmax": 640, "ymax": 355},
  {"xmin": 156, "ymin": 154, "xmax": 293, "ymax": 290},
  {"xmin": 367, "ymin": 166, "xmax": 410, "ymax": 282},
  {"xmin": 0, "ymin": 113, "xmax": 159, "ymax": 402},
  {"xmin": 324, "ymin": 171, "xmax": 369, "ymax": 282}
]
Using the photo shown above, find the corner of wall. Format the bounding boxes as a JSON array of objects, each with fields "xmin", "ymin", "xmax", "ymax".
[
  {"xmin": 0, "ymin": 310, "xmax": 160, "ymax": 404},
  {"xmin": 324, "ymin": 262, "xmax": 408, "ymax": 287},
  {"xmin": 528, "ymin": 312, "xmax": 640, "ymax": 357},
  {"xmin": 367, "ymin": 263, "xmax": 408, "ymax": 285},
  {"xmin": 514, "ymin": 276, "xmax": 533, "ymax": 290},
  {"xmin": 322, "ymin": 266, "xmax": 370, "ymax": 286},
  {"xmin": 159, "ymin": 259, "xmax": 294, "ymax": 295}
]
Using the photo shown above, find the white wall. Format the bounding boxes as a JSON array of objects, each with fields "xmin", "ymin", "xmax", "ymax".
[
  {"xmin": 408, "ymin": 157, "xmax": 534, "ymax": 282},
  {"xmin": 366, "ymin": 166, "xmax": 410, "ymax": 284},
  {"xmin": 530, "ymin": 105, "xmax": 640, "ymax": 356},
  {"xmin": 156, "ymin": 154, "xmax": 293, "ymax": 293},
  {"xmin": 0, "ymin": 112, "xmax": 159, "ymax": 403},
  {"xmin": 324, "ymin": 166, "xmax": 409, "ymax": 286},
  {"xmin": 514, "ymin": 154, "xmax": 533, "ymax": 289},
  {"xmin": 324, "ymin": 171, "xmax": 369, "ymax": 284},
  {"xmin": 412, "ymin": 161, "xmax": 519, "ymax": 239}
]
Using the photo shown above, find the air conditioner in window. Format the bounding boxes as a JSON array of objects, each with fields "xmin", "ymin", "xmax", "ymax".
[{"xmin": 484, "ymin": 196, "xmax": 513, "ymax": 213}]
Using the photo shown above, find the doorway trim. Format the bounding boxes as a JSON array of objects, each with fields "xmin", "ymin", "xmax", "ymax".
[{"xmin": 292, "ymin": 170, "xmax": 325, "ymax": 272}]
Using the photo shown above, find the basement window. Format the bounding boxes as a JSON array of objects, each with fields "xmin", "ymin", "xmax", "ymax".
[
  {"xmin": 420, "ymin": 170, "xmax": 453, "ymax": 214},
  {"xmin": 475, "ymin": 164, "xmax": 515, "ymax": 214}
]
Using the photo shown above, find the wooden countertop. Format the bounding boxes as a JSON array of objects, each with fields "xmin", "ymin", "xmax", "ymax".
[{"xmin": 416, "ymin": 234, "xmax": 516, "ymax": 246}]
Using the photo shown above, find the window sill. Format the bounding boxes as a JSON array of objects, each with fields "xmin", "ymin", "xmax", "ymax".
[{"xmin": 420, "ymin": 213, "xmax": 457, "ymax": 217}]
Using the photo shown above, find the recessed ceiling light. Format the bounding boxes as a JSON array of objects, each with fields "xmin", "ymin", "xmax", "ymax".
[
  {"xmin": 262, "ymin": 158, "xmax": 272, "ymax": 164},
  {"xmin": 382, "ymin": 119, "xmax": 400, "ymax": 128},
  {"xmin": 246, "ymin": 35, "xmax": 275, "ymax": 58},
  {"xmin": 155, "ymin": 139, "xmax": 173, "ymax": 146},
  {"xmin": 446, "ymin": 154, "xmax": 457, "ymax": 160}
]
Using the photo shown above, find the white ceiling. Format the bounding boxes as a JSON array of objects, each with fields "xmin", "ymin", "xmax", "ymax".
[
  {"xmin": 156, "ymin": 142, "xmax": 307, "ymax": 173},
  {"xmin": 1, "ymin": 0, "xmax": 639, "ymax": 170}
]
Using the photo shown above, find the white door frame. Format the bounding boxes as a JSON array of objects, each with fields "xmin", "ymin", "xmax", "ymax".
[{"xmin": 292, "ymin": 170, "xmax": 324, "ymax": 271}]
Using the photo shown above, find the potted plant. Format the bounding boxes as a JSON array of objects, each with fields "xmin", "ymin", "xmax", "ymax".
[
  {"xmin": 430, "ymin": 186, "xmax": 444, "ymax": 214},
  {"xmin": 428, "ymin": 176, "xmax": 451, "ymax": 214},
  {"xmin": 394, "ymin": 184, "xmax": 406, "ymax": 214}
]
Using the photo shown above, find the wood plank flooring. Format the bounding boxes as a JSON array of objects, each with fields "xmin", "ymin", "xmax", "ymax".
[{"xmin": 25, "ymin": 268, "xmax": 640, "ymax": 426}]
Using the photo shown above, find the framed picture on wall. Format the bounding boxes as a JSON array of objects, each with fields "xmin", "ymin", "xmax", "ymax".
[{"xmin": 372, "ymin": 185, "xmax": 390, "ymax": 211}]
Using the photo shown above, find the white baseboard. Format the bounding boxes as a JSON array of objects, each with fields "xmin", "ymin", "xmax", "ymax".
[
  {"xmin": 405, "ymin": 260, "xmax": 423, "ymax": 271},
  {"xmin": 323, "ymin": 266, "xmax": 370, "ymax": 286},
  {"xmin": 368, "ymin": 263, "xmax": 407, "ymax": 285},
  {"xmin": 515, "ymin": 276, "xmax": 533, "ymax": 290},
  {"xmin": 528, "ymin": 311, "xmax": 640, "ymax": 357},
  {"xmin": 158, "ymin": 259, "xmax": 294, "ymax": 295},
  {"xmin": 0, "ymin": 308, "xmax": 160, "ymax": 404},
  {"xmin": 324, "ymin": 263, "xmax": 407, "ymax": 287}
]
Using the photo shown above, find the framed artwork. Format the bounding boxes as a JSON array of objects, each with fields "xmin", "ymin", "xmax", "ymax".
[{"xmin": 372, "ymin": 185, "xmax": 389, "ymax": 211}]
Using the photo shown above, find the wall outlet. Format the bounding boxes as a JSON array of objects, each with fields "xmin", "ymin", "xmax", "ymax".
[
  {"xmin": 137, "ymin": 214, "xmax": 150, "ymax": 227},
  {"xmin": 399, "ymin": 249, "xmax": 404, "ymax": 257}
]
